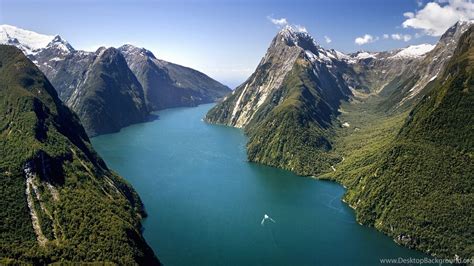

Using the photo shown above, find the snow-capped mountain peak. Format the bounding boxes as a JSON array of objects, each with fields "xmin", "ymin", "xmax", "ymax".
[
  {"xmin": 274, "ymin": 25, "xmax": 348, "ymax": 65},
  {"xmin": 354, "ymin": 51, "xmax": 378, "ymax": 60},
  {"xmin": 45, "ymin": 35, "xmax": 75, "ymax": 53},
  {"xmin": 278, "ymin": 25, "xmax": 320, "ymax": 51},
  {"xmin": 280, "ymin": 25, "xmax": 309, "ymax": 37},
  {"xmin": 0, "ymin": 24, "xmax": 55, "ymax": 55},
  {"xmin": 118, "ymin": 44, "xmax": 156, "ymax": 59}
]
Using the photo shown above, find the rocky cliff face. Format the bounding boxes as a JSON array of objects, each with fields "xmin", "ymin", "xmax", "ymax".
[
  {"xmin": 342, "ymin": 46, "xmax": 433, "ymax": 94},
  {"xmin": 379, "ymin": 20, "xmax": 473, "ymax": 110},
  {"xmin": 118, "ymin": 44, "xmax": 230, "ymax": 110},
  {"xmin": 33, "ymin": 38, "xmax": 93, "ymax": 101},
  {"xmin": 0, "ymin": 45, "xmax": 159, "ymax": 264},
  {"xmin": 207, "ymin": 26, "xmax": 352, "ymax": 128},
  {"xmin": 206, "ymin": 27, "xmax": 305, "ymax": 127}
]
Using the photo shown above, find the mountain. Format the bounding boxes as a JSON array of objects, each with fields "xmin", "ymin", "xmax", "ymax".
[
  {"xmin": 207, "ymin": 22, "xmax": 473, "ymax": 259},
  {"xmin": 342, "ymin": 44, "xmax": 434, "ymax": 94},
  {"xmin": 0, "ymin": 25, "xmax": 230, "ymax": 136},
  {"xmin": 378, "ymin": 20, "xmax": 473, "ymax": 110},
  {"xmin": 119, "ymin": 44, "xmax": 230, "ymax": 110},
  {"xmin": 331, "ymin": 26, "xmax": 474, "ymax": 259},
  {"xmin": 66, "ymin": 47, "xmax": 148, "ymax": 136},
  {"xmin": 207, "ymin": 22, "xmax": 471, "ymax": 176},
  {"xmin": 207, "ymin": 25, "xmax": 353, "ymax": 174},
  {"xmin": 30, "ymin": 45, "xmax": 148, "ymax": 136},
  {"xmin": 0, "ymin": 45, "xmax": 159, "ymax": 264}
]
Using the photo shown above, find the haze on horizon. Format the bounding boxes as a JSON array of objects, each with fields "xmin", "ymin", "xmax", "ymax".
[{"xmin": 1, "ymin": 0, "xmax": 473, "ymax": 88}]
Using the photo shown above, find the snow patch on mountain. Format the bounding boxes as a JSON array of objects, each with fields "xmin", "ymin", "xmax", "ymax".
[
  {"xmin": 355, "ymin": 52, "xmax": 377, "ymax": 60},
  {"xmin": 0, "ymin": 25, "xmax": 55, "ymax": 54},
  {"xmin": 279, "ymin": 25, "xmax": 318, "ymax": 48},
  {"xmin": 391, "ymin": 44, "xmax": 435, "ymax": 59},
  {"xmin": 119, "ymin": 44, "xmax": 156, "ymax": 59},
  {"xmin": 334, "ymin": 50, "xmax": 350, "ymax": 60}
]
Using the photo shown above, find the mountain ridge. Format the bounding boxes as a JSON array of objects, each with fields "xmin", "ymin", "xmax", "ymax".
[{"xmin": 118, "ymin": 44, "xmax": 230, "ymax": 110}]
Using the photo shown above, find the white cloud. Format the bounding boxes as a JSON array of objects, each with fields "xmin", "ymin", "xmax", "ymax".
[
  {"xmin": 294, "ymin": 25, "xmax": 308, "ymax": 33},
  {"xmin": 267, "ymin": 16, "xmax": 288, "ymax": 27},
  {"xmin": 383, "ymin": 34, "xmax": 389, "ymax": 39},
  {"xmin": 391, "ymin": 33, "xmax": 412, "ymax": 41},
  {"xmin": 267, "ymin": 16, "xmax": 308, "ymax": 34},
  {"xmin": 402, "ymin": 0, "xmax": 474, "ymax": 36},
  {"xmin": 404, "ymin": 12, "xmax": 415, "ymax": 18},
  {"xmin": 324, "ymin": 35, "xmax": 332, "ymax": 43},
  {"xmin": 355, "ymin": 34, "xmax": 376, "ymax": 45},
  {"xmin": 391, "ymin": 33, "xmax": 402, "ymax": 40}
]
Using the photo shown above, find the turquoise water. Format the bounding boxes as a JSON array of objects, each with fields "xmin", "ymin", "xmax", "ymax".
[{"xmin": 92, "ymin": 103, "xmax": 426, "ymax": 265}]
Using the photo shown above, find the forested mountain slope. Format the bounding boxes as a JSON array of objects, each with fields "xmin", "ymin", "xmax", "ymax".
[
  {"xmin": 326, "ymin": 27, "xmax": 474, "ymax": 259},
  {"xmin": 0, "ymin": 45, "xmax": 159, "ymax": 264}
]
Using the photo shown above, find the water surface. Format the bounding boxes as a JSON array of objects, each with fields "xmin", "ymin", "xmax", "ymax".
[{"xmin": 92, "ymin": 103, "xmax": 426, "ymax": 265}]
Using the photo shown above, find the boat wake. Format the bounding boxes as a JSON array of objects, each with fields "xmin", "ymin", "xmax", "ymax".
[{"xmin": 261, "ymin": 214, "xmax": 276, "ymax": 226}]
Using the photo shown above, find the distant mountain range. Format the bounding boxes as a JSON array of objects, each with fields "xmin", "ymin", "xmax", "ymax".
[
  {"xmin": 206, "ymin": 21, "xmax": 473, "ymax": 259},
  {"xmin": 0, "ymin": 25, "xmax": 231, "ymax": 136}
]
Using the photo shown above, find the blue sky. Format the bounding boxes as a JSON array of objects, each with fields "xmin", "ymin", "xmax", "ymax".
[{"xmin": 1, "ymin": 0, "xmax": 472, "ymax": 87}]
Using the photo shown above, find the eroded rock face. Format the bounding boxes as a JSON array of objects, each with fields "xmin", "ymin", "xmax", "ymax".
[
  {"xmin": 379, "ymin": 20, "xmax": 473, "ymax": 110},
  {"xmin": 206, "ymin": 25, "xmax": 350, "ymax": 128},
  {"xmin": 215, "ymin": 28, "xmax": 303, "ymax": 128}
]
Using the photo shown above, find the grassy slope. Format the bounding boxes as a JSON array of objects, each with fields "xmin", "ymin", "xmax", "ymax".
[
  {"xmin": 322, "ymin": 28, "xmax": 474, "ymax": 259},
  {"xmin": 0, "ymin": 45, "xmax": 159, "ymax": 264}
]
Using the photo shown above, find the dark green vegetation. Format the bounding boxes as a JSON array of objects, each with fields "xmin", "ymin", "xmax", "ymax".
[
  {"xmin": 208, "ymin": 25, "xmax": 474, "ymax": 259},
  {"xmin": 324, "ymin": 27, "xmax": 474, "ymax": 259},
  {"xmin": 0, "ymin": 45, "xmax": 159, "ymax": 264}
]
